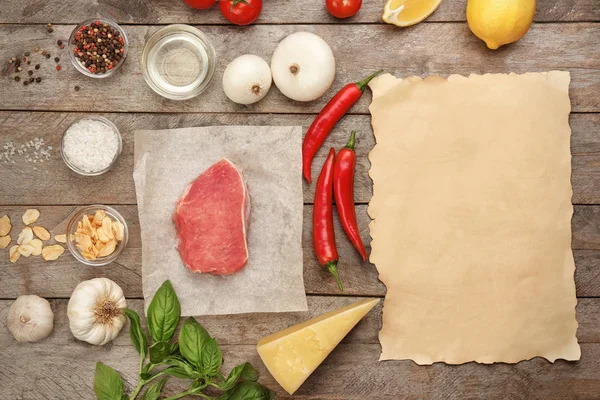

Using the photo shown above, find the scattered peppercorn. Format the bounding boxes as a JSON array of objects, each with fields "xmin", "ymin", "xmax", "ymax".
[
  {"xmin": 27, "ymin": 61, "xmax": 31, "ymax": 65},
  {"xmin": 72, "ymin": 20, "xmax": 125, "ymax": 75},
  {"xmin": 24, "ymin": 52, "xmax": 30, "ymax": 56},
  {"xmin": 24, "ymin": 81, "xmax": 29, "ymax": 86},
  {"xmin": 14, "ymin": 76, "xmax": 20, "ymax": 82},
  {"xmin": 34, "ymin": 47, "xmax": 39, "ymax": 52},
  {"xmin": 23, "ymin": 57, "xmax": 27, "ymax": 62},
  {"xmin": 45, "ymin": 54, "xmax": 51, "ymax": 59},
  {"xmin": 28, "ymin": 70, "xmax": 33, "ymax": 76},
  {"xmin": 48, "ymin": 28, "xmax": 54, "ymax": 33},
  {"xmin": 56, "ymin": 65, "xmax": 61, "ymax": 71},
  {"xmin": 47, "ymin": 23, "xmax": 52, "ymax": 27},
  {"xmin": 35, "ymin": 64, "xmax": 41, "ymax": 70},
  {"xmin": 59, "ymin": 44, "xmax": 65, "ymax": 50},
  {"xmin": 42, "ymin": 51, "xmax": 46, "ymax": 56},
  {"xmin": 74, "ymin": 86, "xmax": 80, "ymax": 91},
  {"xmin": 54, "ymin": 57, "xmax": 60, "ymax": 63},
  {"xmin": 57, "ymin": 40, "xmax": 63, "ymax": 46},
  {"xmin": 29, "ymin": 77, "xmax": 35, "ymax": 83},
  {"xmin": 36, "ymin": 77, "xmax": 42, "ymax": 83}
]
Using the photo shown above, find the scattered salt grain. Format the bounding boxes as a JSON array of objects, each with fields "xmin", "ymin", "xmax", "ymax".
[{"xmin": 62, "ymin": 118, "xmax": 120, "ymax": 173}]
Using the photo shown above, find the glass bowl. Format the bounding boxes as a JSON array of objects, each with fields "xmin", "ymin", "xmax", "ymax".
[
  {"xmin": 66, "ymin": 205, "xmax": 129, "ymax": 266},
  {"xmin": 69, "ymin": 18, "xmax": 129, "ymax": 79},
  {"xmin": 61, "ymin": 115, "xmax": 122, "ymax": 176},
  {"xmin": 141, "ymin": 24, "xmax": 216, "ymax": 100}
]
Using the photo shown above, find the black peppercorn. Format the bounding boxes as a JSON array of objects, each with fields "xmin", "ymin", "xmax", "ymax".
[
  {"xmin": 35, "ymin": 64, "xmax": 40, "ymax": 70},
  {"xmin": 74, "ymin": 86, "xmax": 80, "ymax": 91},
  {"xmin": 54, "ymin": 57, "xmax": 60, "ymax": 63},
  {"xmin": 36, "ymin": 77, "xmax": 42, "ymax": 83},
  {"xmin": 14, "ymin": 76, "xmax": 20, "ymax": 82},
  {"xmin": 28, "ymin": 70, "xmax": 33, "ymax": 76},
  {"xmin": 45, "ymin": 54, "xmax": 51, "ymax": 59},
  {"xmin": 29, "ymin": 77, "xmax": 34, "ymax": 83},
  {"xmin": 24, "ymin": 81, "xmax": 29, "ymax": 86}
]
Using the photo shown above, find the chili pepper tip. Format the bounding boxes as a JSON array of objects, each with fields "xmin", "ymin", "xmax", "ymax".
[{"xmin": 326, "ymin": 261, "xmax": 344, "ymax": 292}]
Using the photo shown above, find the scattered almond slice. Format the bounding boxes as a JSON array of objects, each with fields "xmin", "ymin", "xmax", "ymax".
[
  {"xmin": 112, "ymin": 221, "xmax": 125, "ymax": 241},
  {"xmin": 54, "ymin": 234, "xmax": 67, "ymax": 243},
  {"xmin": 9, "ymin": 245, "xmax": 20, "ymax": 263},
  {"xmin": 33, "ymin": 226, "xmax": 51, "ymax": 241},
  {"xmin": 98, "ymin": 239, "xmax": 118, "ymax": 257},
  {"xmin": 42, "ymin": 245, "xmax": 64, "ymax": 261},
  {"xmin": 18, "ymin": 244, "xmax": 34, "ymax": 257},
  {"xmin": 0, "ymin": 215, "xmax": 11, "ymax": 236},
  {"xmin": 17, "ymin": 227, "xmax": 34, "ymax": 245},
  {"xmin": 29, "ymin": 239, "xmax": 43, "ymax": 256},
  {"xmin": 22, "ymin": 209, "xmax": 40, "ymax": 225},
  {"xmin": 0, "ymin": 235, "xmax": 11, "ymax": 249}
]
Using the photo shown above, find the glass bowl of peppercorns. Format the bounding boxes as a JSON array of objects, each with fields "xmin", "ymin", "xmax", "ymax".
[{"xmin": 69, "ymin": 18, "xmax": 129, "ymax": 79}]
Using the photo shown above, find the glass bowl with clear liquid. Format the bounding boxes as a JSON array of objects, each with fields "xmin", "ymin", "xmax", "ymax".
[{"xmin": 141, "ymin": 25, "xmax": 216, "ymax": 100}]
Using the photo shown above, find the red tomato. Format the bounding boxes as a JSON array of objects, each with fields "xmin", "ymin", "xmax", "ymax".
[
  {"xmin": 326, "ymin": 0, "xmax": 362, "ymax": 19},
  {"xmin": 183, "ymin": 0, "xmax": 216, "ymax": 9},
  {"xmin": 219, "ymin": 0, "xmax": 262, "ymax": 26}
]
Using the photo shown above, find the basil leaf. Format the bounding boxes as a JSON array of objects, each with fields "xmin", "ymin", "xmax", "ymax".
[
  {"xmin": 94, "ymin": 362, "xmax": 125, "ymax": 400},
  {"xmin": 189, "ymin": 378, "xmax": 209, "ymax": 393},
  {"xmin": 201, "ymin": 337, "xmax": 222, "ymax": 377},
  {"xmin": 170, "ymin": 342, "xmax": 180, "ymax": 356},
  {"xmin": 220, "ymin": 363, "xmax": 258, "ymax": 391},
  {"xmin": 147, "ymin": 280, "xmax": 181, "ymax": 343},
  {"xmin": 142, "ymin": 377, "xmax": 168, "ymax": 400},
  {"xmin": 149, "ymin": 341, "xmax": 171, "ymax": 364},
  {"xmin": 122, "ymin": 308, "xmax": 148, "ymax": 359},
  {"xmin": 164, "ymin": 356, "xmax": 203, "ymax": 379},
  {"xmin": 178, "ymin": 317, "xmax": 210, "ymax": 370},
  {"xmin": 227, "ymin": 381, "xmax": 275, "ymax": 400}
]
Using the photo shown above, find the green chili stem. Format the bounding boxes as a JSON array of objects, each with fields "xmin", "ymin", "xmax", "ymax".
[{"xmin": 355, "ymin": 70, "xmax": 384, "ymax": 91}]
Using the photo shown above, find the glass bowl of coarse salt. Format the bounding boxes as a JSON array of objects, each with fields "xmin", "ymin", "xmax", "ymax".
[{"xmin": 61, "ymin": 116, "xmax": 122, "ymax": 176}]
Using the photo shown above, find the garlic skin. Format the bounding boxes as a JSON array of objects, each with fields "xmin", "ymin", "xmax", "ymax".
[
  {"xmin": 271, "ymin": 32, "xmax": 336, "ymax": 102},
  {"xmin": 67, "ymin": 278, "xmax": 127, "ymax": 346},
  {"xmin": 223, "ymin": 54, "xmax": 272, "ymax": 105},
  {"xmin": 8, "ymin": 295, "xmax": 54, "ymax": 342}
]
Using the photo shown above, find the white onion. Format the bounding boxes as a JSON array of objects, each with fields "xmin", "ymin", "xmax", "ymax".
[
  {"xmin": 270, "ymin": 32, "xmax": 336, "ymax": 102},
  {"xmin": 222, "ymin": 54, "xmax": 272, "ymax": 105}
]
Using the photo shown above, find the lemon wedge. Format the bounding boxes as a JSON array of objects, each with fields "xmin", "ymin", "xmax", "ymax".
[{"xmin": 382, "ymin": 0, "xmax": 443, "ymax": 27}]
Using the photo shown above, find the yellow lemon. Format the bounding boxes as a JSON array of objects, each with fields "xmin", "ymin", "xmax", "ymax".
[
  {"xmin": 382, "ymin": 0, "xmax": 443, "ymax": 27},
  {"xmin": 467, "ymin": 0, "xmax": 536, "ymax": 50}
]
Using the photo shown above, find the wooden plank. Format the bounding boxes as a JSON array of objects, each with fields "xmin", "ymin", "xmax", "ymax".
[
  {"xmin": 1, "ymin": 297, "xmax": 599, "ymax": 399},
  {"xmin": 1, "ymin": 112, "xmax": 599, "ymax": 205},
  {"xmin": 1, "ymin": 0, "xmax": 598, "ymax": 24},
  {"xmin": 0, "ymin": 24, "xmax": 599, "ymax": 113},
  {"xmin": 1, "ymin": 204, "xmax": 599, "ymax": 298}
]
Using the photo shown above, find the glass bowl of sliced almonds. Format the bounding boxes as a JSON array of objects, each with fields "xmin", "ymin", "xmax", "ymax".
[{"xmin": 66, "ymin": 205, "xmax": 128, "ymax": 266}]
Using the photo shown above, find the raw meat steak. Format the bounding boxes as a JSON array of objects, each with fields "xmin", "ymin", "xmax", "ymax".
[{"xmin": 174, "ymin": 159, "xmax": 250, "ymax": 275}]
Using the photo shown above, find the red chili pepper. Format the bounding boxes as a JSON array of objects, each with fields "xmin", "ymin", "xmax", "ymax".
[
  {"xmin": 302, "ymin": 69, "xmax": 383, "ymax": 183},
  {"xmin": 334, "ymin": 131, "xmax": 367, "ymax": 261},
  {"xmin": 313, "ymin": 147, "xmax": 343, "ymax": 291}
]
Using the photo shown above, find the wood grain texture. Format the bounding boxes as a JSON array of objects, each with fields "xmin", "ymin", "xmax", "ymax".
[
  {"xmin": 1, "ymin": 204, "xmax": 599, "ymax": 298},
  {"xmin": 0, "ymin": 24, "xmax": 599, "ymax": 113},
  {"xmin": 0, "ymin": 297, "xmax": 598, "ymax": 399},
  {"xmin": 0, "ymin": 112, "xmax": 599, "ymax": 205},
  {"xmin": 2, "ymin": 0, "xmax": 599, "ymax": 24}
]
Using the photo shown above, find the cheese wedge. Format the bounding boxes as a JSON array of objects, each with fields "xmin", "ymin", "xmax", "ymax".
[{"xmin": 256, "ymin": 298, "xmax": 379, "ymax": 395}]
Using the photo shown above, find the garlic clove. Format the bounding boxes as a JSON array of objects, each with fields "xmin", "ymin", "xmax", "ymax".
[{"xmin": 7, "ymin": 295, "xmax": 54, "ymax": 342}]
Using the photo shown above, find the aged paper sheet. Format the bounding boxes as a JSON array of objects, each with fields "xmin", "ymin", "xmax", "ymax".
[
  {"xmin": 368, "ymin": 72, "xmax": 580, "ymax": 364},
  {"xmin": 133, "ymin": 126, "xmax": 307, "ymax": 316}
]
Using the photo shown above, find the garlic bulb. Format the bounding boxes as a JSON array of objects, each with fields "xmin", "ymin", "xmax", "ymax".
[
  {"xmin": 223, "ymin": 54, "xmax": 272, "ymax": 105},
  {"xmin": 7, "ymin": 295, "xmax": 54, "ymax": 342},
  {"xmin": 67, "ymin": 277, "xmax": 127, "ymax": 345},
  {"xmin": 270, "ymin": 31, "xmax": 336, "ymax": 102}
]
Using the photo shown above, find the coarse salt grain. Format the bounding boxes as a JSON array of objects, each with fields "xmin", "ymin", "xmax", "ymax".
[{"xmin": 62, "ymin": 119, "xmax": 120, "ymax": 173}]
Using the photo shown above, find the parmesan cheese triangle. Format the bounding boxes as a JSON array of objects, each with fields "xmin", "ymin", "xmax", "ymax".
[{"xmin": 256, "ymin": 298, "xmax": 379, "ymax": 395}]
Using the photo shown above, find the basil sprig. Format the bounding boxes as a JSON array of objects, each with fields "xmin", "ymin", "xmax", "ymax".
[{"xmin": 93, "ymin": 280, "xmax": 274, "ymax": 400}]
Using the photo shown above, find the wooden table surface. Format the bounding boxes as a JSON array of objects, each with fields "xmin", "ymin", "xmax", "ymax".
[{"xmin": 1, "ymin": 1, "xmax": 599, "ymax": 399}]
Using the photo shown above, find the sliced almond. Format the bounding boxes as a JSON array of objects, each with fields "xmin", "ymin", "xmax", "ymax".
[
  {"xmin": 54, "ymin": 234, "xmax": 67, "ymax": 243},
  {"xmin": 17, "ymin": 227, "xmax": 34, "ymax": 245},
  {"xmin": 98, "ymin": 238, "xmax": 117, "ymax": 257},
  {"xmin": 29, "ymin": 239, "xmax": 43, "ymax": 256},
  {"xmin": 22, "ymin": 209, "xmax": 40, "ymax": 225},
  {"xmin": 93, "ymin": 209, "xmax": 106, "ymax": 226},
  {"xmin": 81, "ymin": 251, "xmax": 96, "ymax": 261},
  {"xmin": 97, "ymin": 226, "xmax": 110, "ymax": 243},
  {"xmin": 101, "ymin": 216, "xmax": 114, "ymax": 240},
  {"xmin": 76, "ymin": 233, "xmax": 93, "ymax": 252},
  {"xmin": 32, "ymin": 226, "xmax": 51, "ymax": 241},
  {"xmin": 18, "ymin": 244, "xmax": 34, "ymax": 257},
  {"xmin": 42, "ymin": 245, "xmax": 64, "ymax": 261},
  {"xmin": 0, "ymin": 235, "xmax": 11, "ymax": 249},
  {"xmin": 112, "ymin": 221, "xmax": 125, "ymax": 241},
  {"xmin": 0, "ymin": 215, "xmax": 11, "ymax": 236},
  {"xmin": 9, "ymin": 245, "xmax": 20, "ymax": 263},
  {"xmin": 82, "ymin": 214, "xmax": 94, "ymax": 237}
]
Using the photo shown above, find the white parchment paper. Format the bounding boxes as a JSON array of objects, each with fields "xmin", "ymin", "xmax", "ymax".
[{"xmin": 133, "ymin": 126, "xmax": 307, "ymax": 316}]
